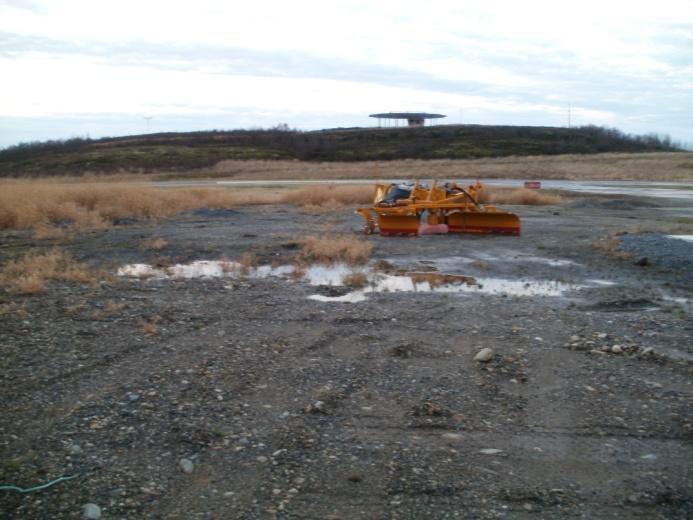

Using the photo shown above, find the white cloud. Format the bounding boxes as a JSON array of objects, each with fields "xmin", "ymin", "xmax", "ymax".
[{"xmin": 0, "ymin": 0, "xmax": 691, "ymax": 144}]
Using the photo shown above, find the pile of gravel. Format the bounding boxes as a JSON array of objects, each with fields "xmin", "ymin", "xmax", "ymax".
[{"xmin": 618, "ymin": 233, "xmax": 693, "ymax": 273}]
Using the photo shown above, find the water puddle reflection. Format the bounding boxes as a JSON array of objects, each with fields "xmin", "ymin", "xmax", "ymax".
[{"xmin": 118, "ymin": 257, "xmax": 600, "ymax": 303}]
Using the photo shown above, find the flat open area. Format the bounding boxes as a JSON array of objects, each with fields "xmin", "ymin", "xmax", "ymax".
[{"xmin": 1, "ymin": 184, "xmax": 692, "ymax": 518}]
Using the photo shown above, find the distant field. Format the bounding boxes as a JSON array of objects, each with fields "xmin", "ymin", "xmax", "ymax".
[
  {"xmin": 199, "ymin": 152, "xmax": 693, "ymax": 182},
  {"xmin": 0, "ymin": 125, "xmax": 682, "ymax": 176},
  {"xmin": 5, "ymin": 152, "xmax": 690, "ymax": 183}
]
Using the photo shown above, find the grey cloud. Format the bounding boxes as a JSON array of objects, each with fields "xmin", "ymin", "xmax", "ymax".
[{"xmin": 1, "ymin": 29, "xmax": 691, "ymax": 144}]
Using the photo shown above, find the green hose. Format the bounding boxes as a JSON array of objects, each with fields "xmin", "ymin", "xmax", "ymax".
[{"xmin": 0, "ymin": 474, "xmax": 78, "ymax": 493}]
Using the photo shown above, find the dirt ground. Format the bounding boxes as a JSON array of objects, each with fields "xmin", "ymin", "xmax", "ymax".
[{"xmin": 1, "ymin": 192, "xmax": 692, "ymax": 519}]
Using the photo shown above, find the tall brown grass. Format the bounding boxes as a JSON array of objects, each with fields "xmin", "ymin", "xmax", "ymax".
[
  {"xmin": 280, "ymin": 185, "xmax": 372, "ymax": 211},
  {"xmin": 0, "ymin": 180, "xmax": 375, "ymax": 232},
  {"xmin": 0, "ymin": 249, "xmax": 99, "ymax": 294},
  {"xmin": 0, "ymin": 181, "xmax": 281, "ymax": 232},
  {"xmin": 478, "ymin": 186, "xmax": 563, "ymax": 205},
  {"xmin": 297, "ymin": 235, "xmax": 373, "ymax": 265}
]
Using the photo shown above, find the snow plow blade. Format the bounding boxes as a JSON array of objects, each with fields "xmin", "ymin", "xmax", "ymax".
[
  {"xmin": 447, "ymin": 211, "xmax": 520, "ymax": 235},
  {"xmin": 377, "ymin": 215, "xmax": 420, "ymax": 236}
]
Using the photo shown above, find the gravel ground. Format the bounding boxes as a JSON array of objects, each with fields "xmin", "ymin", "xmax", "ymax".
[
  {"xmin": 1, "ymin": 193, "xmax": 692, "ymax": 519},
  {"xmin": 619, "ymin": 233, "xmax": 693, "ymax": 276}
]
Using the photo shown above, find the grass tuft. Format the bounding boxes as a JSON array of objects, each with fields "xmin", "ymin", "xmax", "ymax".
[
  {"xmin": 0, "ymin": 249, "xmax": 99, "ymax": 295},
  {"xmin": 138, "ymin": 315, "xmax": 161, "ymax": 336},
  {"xmin": 297, "ymin": 235, "xmax": 373, "ymax": 265},
  {"xmin": 342, "ymin": 271, "xmax": 368, "ymax": 288}
]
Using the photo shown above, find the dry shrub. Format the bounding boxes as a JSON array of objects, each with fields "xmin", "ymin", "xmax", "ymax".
[
  {"xmin": 0, "ymin": 302, "xmax": 28, "ymax": 317},
  {"xmin": 478, "ymin": 186, "xmax": 563, "ymax": 205},
  {"xmin": 92, "ymin": 301, "xmax": 125, "ymax": 319},
  {"xmin": 592, "ymin": 234, "xmax": 632, "ymax": 259},
  {"xmin": 0, "ymin": 249, "xmax": 98, "ymax": 295},
  {"xmin": 141, "ymin": 237, "xmax": 168, "ymax": 250},
  {"xmin": 289, "ymin": 265, "xmax": 306, "ymax": 281},
  {"xmin": 138, "ymin": 315, "xmax": 161, "ymax": 336},
  {"xmin": 470, "ymin": 259, "xmax": 489, "ymax": 271},
  {"xmin": 64, "ymin": 303, "xmax": 86, "ymax": 316},
  {"xmin": 237, "ymin": 252, "xmax": 257, "ymax": 275},
  {"xmin": 32, "ymin": 225, "xmax": 69, "ymax": 241},
  {"xmin": 297, "ymin": 235, "xmax": 373, "ymax": 265},
  {"xmin": 342, "ymin": 271, "xmax": 368, "ymax": 288},
  {"xmin": 372, "ymin": 259, "xmax": 396, "ymax": 272}
]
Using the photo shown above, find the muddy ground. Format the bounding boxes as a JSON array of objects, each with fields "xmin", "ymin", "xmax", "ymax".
[{"xmin": 1, "ymin": 192, "xmax": 692, "ymax": 519}]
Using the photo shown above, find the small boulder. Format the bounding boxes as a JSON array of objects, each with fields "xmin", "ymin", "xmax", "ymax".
[
  {"xmin": 474, "ymin": 348, "xmax": 494, "ymax": 363},
  {"xmin": 179, "ymin": 458, "xmax": 194, "ymax": 474},
  {"xmin": 611, "ymin": 345, "xmax": 623, "ymax": 354},
  {"xmin": 82, "ymin": 503, "xmax": 101, "ymax": 520}
]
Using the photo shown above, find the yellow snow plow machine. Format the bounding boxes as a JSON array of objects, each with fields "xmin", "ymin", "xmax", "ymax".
[{"xmin": 356, "ymin": 180, "xmax": 520, "ymax": 236}]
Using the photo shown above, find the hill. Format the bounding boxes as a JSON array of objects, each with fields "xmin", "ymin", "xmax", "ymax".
[{"xmin": 0, "ymin": 124, "xmax": 680, "ymax": 177}]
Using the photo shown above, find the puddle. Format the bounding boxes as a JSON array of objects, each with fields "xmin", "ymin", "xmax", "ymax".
[
  {"xmin": 586, "ymin": 279, "xmax": 617, "ymax": 286},
  {"xmin": 308, "ymin": 293, "xmax": 368, "ymax": 303},
  {"xmin": 117, "ymin": 261, "xmax": 292, "ymax": 280},
  {"xmin": 118, "ymin": 258, "xmax": 605, "ymax": 303}
]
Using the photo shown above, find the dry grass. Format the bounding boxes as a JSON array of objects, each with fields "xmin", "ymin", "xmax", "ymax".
[
  {"xmin": 0, "ymin": 180, "xmax": 375, "ymax": 231},
  {"xmin": 32, "ymin": 225, "xmax": 69, "ymax": 240},
  {"xmin": 3, "ymin": 152, "xmax": 688, "ymax": 233},
  {"xmin": 237, "ymin": 252, "xmax": 257, "ymax": 275},
  {"xmin": 141, "ymin": 237, "xmax": 168, "ymax": 250},
  {"xmin": 92, "ymin": 301, "xmax": 125, "ymax": 319},
  {"xmin": 138, "ymin": 315, "xmax": 161, "ymax": 336},
  {"xmin": 0, "ymin": 302, "xmax": 28, "ymax": 317},
  {"xmin": 592, "ymin": 234, "xmax": 633, "ymax": 259},
  {"xmin": 0, "ymin": 180, "xmax": 281, "ymax": 232},
  {"xmin": 0, "ymin": 249, "xmax": 99, "ymax": 295},
  {"xmin": 341, "ymin": 271, "xmax": 368, "ymax": 288},
  {"xmin": 203, "ymin": 153, "xmax": 692, "ymax": 181},
  {"xmin": 280, "ymin": 185, "xmax": 372, "ymax": 212},
  {"xmin": 478, "ymin": 186, "xmax": 563, "ymax": 205},
  {"xmin": 296, "ymin": 235, "xmax": 373, "ymax": 265}
]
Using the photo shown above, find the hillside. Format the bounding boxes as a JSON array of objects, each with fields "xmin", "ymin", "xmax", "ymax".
[{"xmin": 0, "ymin": 124, "xmax": 680, "ymax": 177}]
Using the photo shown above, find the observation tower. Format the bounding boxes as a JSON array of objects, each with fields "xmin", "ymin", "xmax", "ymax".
[{"xmin": 370, "ymin": 112, "xmax": 446, "ymax": 128}]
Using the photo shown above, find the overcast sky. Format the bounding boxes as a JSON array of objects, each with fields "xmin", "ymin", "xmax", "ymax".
[{"xmin": 1, "ymin": 0, "xmax": 692, "ymax": 148}]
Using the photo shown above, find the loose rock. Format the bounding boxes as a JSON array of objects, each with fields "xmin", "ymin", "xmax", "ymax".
[
  {"xmin": 179, "ymin": 458, "xmax": 194, "ymax": 474},
  {"xmin": 474, "ymin": 348, "xmax": 494, "ymax": 362},
  {"xmin": 82, "ymin": 503, "xmax": 101, "ymax": 520}
]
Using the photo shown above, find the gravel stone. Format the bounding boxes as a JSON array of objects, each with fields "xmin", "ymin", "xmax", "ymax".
[
  {"xmin": 82, "ymin": 503, "xmax": 101, "ymax": 519},
  {"xmin": 179, "ymin": 458, "xmax": 194, "ymax": 474},
  {"xmin": 474, "ymin": 348, "xmax": 494, "ymax": 362}
]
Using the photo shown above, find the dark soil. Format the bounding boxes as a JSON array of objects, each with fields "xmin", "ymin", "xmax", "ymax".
[{"xmin": 1, "ymin": 194, "xmax": 692, "ymax": 519}]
